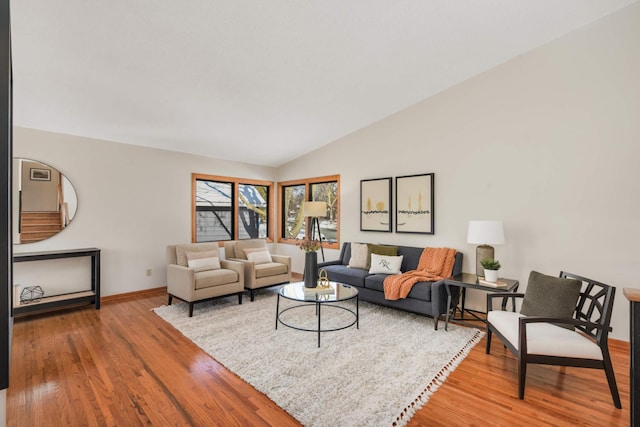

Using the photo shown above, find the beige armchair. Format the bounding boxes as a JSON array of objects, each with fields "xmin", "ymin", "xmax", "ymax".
[
  {"xmin": 223, "ymin": 239, "xmax": 291, "ymax": 301},
  {"xmin": 166, "ymin": 243, "xmax": 244, "ymax": 317}
]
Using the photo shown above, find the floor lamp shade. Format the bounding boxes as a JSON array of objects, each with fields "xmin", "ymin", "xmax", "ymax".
[
  {"xmin": 303, "ymin": 201, "xmax": 327, "ymax": 261},
  {"xmin": 303, "ymin": 201, "xmax": 327, "ymax": 218},
  {"xmin": 467, "ymin": 220, "xmax": 505, "ymax": 277}
]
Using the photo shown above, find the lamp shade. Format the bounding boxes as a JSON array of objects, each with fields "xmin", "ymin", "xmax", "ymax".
[
  {"xmin": 303, "ymin": 201, "xmax": 327, "ymax": 217},
  {"xmin": 467, "ymin": 220, "xmax": 505, "ymax": 245}
]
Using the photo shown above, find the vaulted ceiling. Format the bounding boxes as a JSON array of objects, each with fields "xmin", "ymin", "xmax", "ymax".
[{"xmin": 10, "ymin": 0, "xmax": 636, "ymax": 167}]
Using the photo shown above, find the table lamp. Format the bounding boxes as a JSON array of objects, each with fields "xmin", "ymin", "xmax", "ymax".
[
  {"xmin": 467, "ymin": 220, "xmax": 505, "ymax": 277},
  {"xmin": 303, "ymin": 201, "xmax": 327, "ymax": 261}
]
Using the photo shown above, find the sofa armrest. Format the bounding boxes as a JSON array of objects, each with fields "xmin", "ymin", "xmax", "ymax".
[
  {"xmin": 318, "ymin": 260, "xmax": 343, "ymax": 268},
  {"xmin": 271, "ymin": 254, "xmax": 291, "ymax": 271},
  {"xmin": 430, "ymin": 279, "xmax": 447, "ymax": 317},
  {"xmin": 227, "ymin": 257, "xmax": 256, "ymax": 287},
  {"xmin": 167, "ymin": 264, "xmax": 196, "ymax": 301},
  {"xmin": 220, "ymin": 259, "xmax": 245, "ymax": 285}
]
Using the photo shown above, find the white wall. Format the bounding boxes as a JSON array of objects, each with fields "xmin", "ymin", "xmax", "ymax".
[
  {"xmin": 13, "ymin": 128, "xmax": 276, "ymax": 296},
  {"xmin": 277, "ymin": 3, "xmax": 640, "ymax": 340},
  {"xmin": 12, "ymin": 4, "xmax": 639, "ymax": 341}
]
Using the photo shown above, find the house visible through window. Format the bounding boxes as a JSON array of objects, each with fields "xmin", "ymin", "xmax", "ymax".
[
  {"xmin": 192, "ymin": 174, "xmax": 273, "ymax": 243},
  {"xmin": 278, "ymin": 175, "xmax": 339, "ymax": 249}
]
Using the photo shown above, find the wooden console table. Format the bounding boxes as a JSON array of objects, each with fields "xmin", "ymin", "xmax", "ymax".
[{"xmin": 13, "ymin": 248, "xmax": 101, "ymax": 316}]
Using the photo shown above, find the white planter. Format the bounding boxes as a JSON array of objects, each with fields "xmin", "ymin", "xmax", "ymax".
[{"xmin": 484, "ymin": 269, "xmax": 499, "ymax": 282}]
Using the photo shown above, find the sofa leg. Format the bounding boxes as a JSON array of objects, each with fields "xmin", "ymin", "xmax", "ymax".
[
  {"xmin": 250, "ymin": 289, "xmax": 255, "ymax": 302},
  {"xmin": 434, "ymin": 317, "xmax": 439, "ymax": 330},
  {"xmin": 189, "ymin": 303, "xmax": 194, "ymax": 318},
  {"xmin": 238, "ymin": 293, "xmax": 243, "ymax": 305},
  {"xmin": 168, "ymin": 294, "xmax": 173, "ymax": 306}
]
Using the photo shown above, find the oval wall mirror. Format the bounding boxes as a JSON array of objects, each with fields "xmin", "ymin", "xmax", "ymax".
[{"xmin": 12, "ymin": 158, "xmax": 78, "ymax": 244}]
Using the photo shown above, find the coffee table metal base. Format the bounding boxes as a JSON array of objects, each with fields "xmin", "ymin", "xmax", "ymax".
[
  {"xmin": 276, "ymin": 301, "xmax": 358, "ymax": 347},
  {"xmin": 275, "ymin": 282, "xmax": 359, "ymax": 347}
]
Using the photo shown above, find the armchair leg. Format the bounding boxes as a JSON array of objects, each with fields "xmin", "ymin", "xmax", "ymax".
[
  {"xmin": 603, "ymin": 353, "xmax": 622, "ymax": 409},
  {"xmin": 250, "ymin": 289, "xmax": 255, "ymax": 302},
  {"xmin": 485, "ymin": 328, "xmax": 492, "ymax": 354},
  {"xmin": 518, "ymin": 356, "xmax": 527, "ymax": 400},
  {"xmin": 168, "ymin": 295, "xmax": 173, "ymax": 306},
  {"xmin": 189, "ymin": 303, "xmax": 194, "ymax": 318},
  {"xmin": 433, "ymin": 317, "xmax": 438, "ymax": 330},
  {"xmin": 238, "ymin": 293, "xmax": 243, "ymax": 305}
]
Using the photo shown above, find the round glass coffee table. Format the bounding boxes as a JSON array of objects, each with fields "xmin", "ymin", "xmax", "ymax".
[{"xmin": 275, "ymin": 281, "xmax": 359, "ymax": 347}]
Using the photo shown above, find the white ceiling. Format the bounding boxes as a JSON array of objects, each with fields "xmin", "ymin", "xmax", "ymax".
[{"xmin": 10, "ymin": 1, "xmax": 636, "ymax": 167}]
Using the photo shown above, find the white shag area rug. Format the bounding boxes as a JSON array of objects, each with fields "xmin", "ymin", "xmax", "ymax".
[{"xmin": 153, "ymin": 288, "xmax": 483, "ymax": 427}]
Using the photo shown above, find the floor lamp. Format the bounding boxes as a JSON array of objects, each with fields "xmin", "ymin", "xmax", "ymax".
[
  {"xmin": 467, "ymin": 220, "xmax": 505, "ymax": 277},
  {"xmin": 304, "ymin": 201, "xmax": 326, "ymax": 262}
]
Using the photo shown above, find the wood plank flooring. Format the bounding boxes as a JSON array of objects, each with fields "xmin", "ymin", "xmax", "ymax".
[{"xmin": 7, "ymin": 290, "xmax": 630, "ymax": 426}]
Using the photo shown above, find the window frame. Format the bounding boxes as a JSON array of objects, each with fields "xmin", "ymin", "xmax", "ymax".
[
  {"xmin": 278, "ymin": 174, "xmax": 340, "ymax": 250},
  {"xmin": 192, "ymin": 173, "xmax": 274, "ymax": 244}
]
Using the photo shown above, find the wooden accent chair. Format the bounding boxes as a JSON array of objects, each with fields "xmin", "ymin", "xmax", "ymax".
[
  {"xmin": 485, "ymin": 271, "xmax": 621, "ymax": 408},
  {"xmin": 166, "ymin": 243, "xmax": 244, "ymax": 317},
  {"xmin": 224, "ymin": 239, "xmax": 291, "ymax": 301}
]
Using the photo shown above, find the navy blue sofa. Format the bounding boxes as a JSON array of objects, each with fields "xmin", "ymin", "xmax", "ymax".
[{"xmin": 317, "ymin": 242, "xmax": 463, "ymax": 330}]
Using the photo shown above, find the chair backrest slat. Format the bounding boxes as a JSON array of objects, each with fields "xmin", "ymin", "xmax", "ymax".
[{"xmin": 561, "ymin": 271, "xmax": 615, "ymax": 343}]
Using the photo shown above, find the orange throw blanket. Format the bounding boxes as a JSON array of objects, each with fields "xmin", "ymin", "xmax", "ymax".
[{"xmin": 383, "ymin": 247, "xmax": 457, "ymax": 300}]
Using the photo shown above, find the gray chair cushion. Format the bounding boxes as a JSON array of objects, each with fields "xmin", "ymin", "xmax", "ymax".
[{"xmin": 520, "ymin": 271, "xmax": 582, "ymax": 330}]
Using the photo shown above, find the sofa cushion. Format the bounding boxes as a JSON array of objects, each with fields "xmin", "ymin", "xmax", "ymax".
[
  {"xmin": 322, "ymin": 265, "xmax": 369, "ymax": 288},
  {"xmin": 186, "ymin": 250, "xmax": 221, "ymax": 272},
  {"xmin": 235, "ymin": 239, "xmax": 268, "ymax": 260},
  {"xmin": 194, "ymin": 269, "xmax": 238, "ymax": 289},
  {"xmin": 521, "ymin": 271, "xmax": 581, "ymax": 330},
  {"xmin": 364, "ymin": 275, "xmax": 433, "ymax": 302},
  {"xmin": 487, "ymin": 310, "xmax": 603, "ymax": 359},
  {"xmin": 348, "ymin": 243, "xmax": 369, "ymax": 269},
  {"xmin": 396, "ymin": 246, "xmax": 424, "ymax": 271},
  {"xmin": 369, "ymin": 254, "xmax": 403, "ymax": 275},
  {"xmin": 366, "ymin": 244, "xmax": 398, "ymax": 269},
  {"xmin": 244, "ymin": 247, "xmax": 272, "ymax": 264},
  {"xmin": 255, "ymin": 262, "xmax": 288, "ymax": 278},
  {"xmin": 175, "ymin": 243, "xmax": 219, "ymax": 267}
]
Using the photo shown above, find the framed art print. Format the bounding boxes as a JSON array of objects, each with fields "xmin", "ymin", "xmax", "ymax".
[
  {"xmin": 360, "ymin": 177, "xmax": 392, "ymax": 232},
  {"xmin": 395, "ymin": 173, "xmax": 434, "ymax": 234},
  {"xmin": 29, "ymin": 168, "xmax": 51, "ymax": 181}
]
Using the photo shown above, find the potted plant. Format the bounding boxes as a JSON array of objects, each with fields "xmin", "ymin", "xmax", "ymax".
[{"xmin": 480, "ymin": 258, "xmax": 501, "ymax": 282}]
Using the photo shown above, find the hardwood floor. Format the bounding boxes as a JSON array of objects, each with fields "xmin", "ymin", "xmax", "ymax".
[{"xmin": 8, "ymin": 290, "xmax": 630, "ymax": 426}]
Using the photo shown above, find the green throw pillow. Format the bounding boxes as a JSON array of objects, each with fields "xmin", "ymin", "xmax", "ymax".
[
  {"xmin": 520, "ymin": 271, "xmax": 582, "ymax": 330},
  {"xmin": 366, "ymin": 244, "xmax": 398, "ymax": 269}
]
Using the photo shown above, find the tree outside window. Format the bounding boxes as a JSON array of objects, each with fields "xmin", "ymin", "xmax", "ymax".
[
  {"xmin": 282, "ymin": 184, "xmax": 305, "ymax": 240},
  {"xmin": 195, "ymin": 179, "xmax": 233, "ymax": 242},
  {"xmin": 310, "ymin": 181, "xmax": 338, "ymax": 243},
  {"xmin": 238, "ymin": 183, "xmax": 268, "ymax": 239},
  {"xmin": 278, "ymin": 175, "xmax": 339, "ymax": 249}
]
